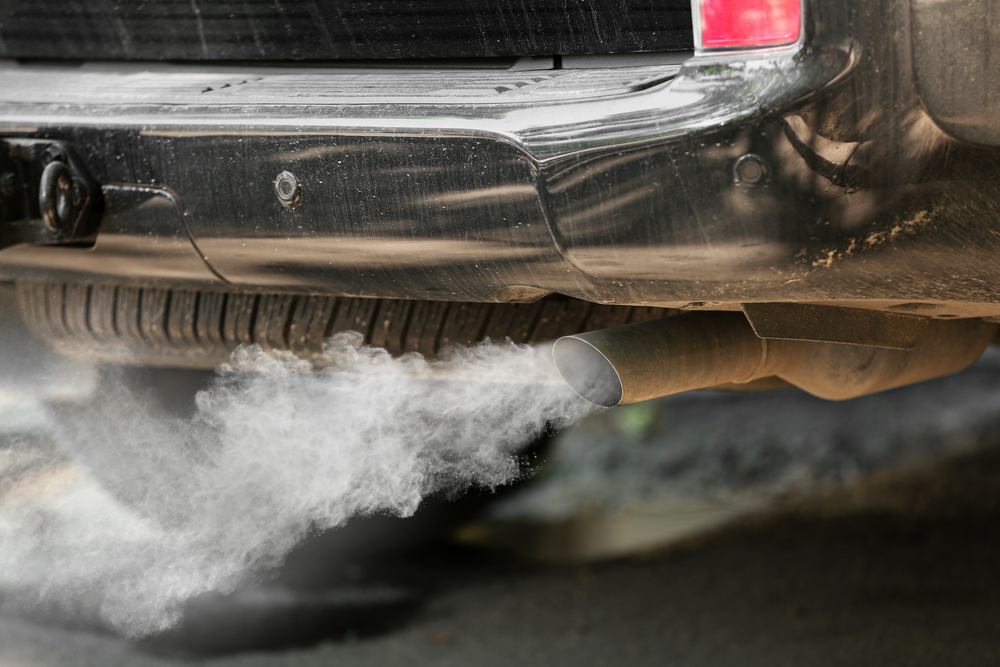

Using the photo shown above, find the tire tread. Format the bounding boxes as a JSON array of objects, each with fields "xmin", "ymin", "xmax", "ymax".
[{"xmin": 17, "ymin": 281, "xmax": 677, "ymax": 367}]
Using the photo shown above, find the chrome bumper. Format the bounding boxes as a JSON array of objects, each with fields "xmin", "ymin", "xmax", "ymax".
[{"xmin": 5, "ymin": 40, "xmax": 953, "ymax": 310}]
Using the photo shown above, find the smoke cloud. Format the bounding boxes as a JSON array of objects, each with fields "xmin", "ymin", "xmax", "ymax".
[{"xmin": 0, "ymin": 332, "xmax": 593, "ymax": 636}]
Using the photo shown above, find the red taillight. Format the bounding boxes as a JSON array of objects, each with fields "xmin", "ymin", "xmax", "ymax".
[{"xmin": 699, "ymin": 0, "xmax": 801, "ymax": 49}]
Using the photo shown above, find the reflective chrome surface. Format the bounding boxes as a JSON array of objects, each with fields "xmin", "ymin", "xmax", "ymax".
[
  {"xmin": 1, "ymin": 185, "xmax": 223, "ymax": 285},
  {"xmin": 2, "ymin": 0, "xmax": 1000, "ymax": 314}
]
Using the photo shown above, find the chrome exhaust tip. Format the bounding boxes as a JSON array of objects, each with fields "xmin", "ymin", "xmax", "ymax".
[
  {"xmin": 552, "ymin": 313, "xmax": 766, "ymax": 407},
  {"xmin": 553, "ymin": 312, "xmax": 998, "ymax": 408},
  {"xmin": 552, "ymin": 335, "xmax": 624, "ymax": 408}
]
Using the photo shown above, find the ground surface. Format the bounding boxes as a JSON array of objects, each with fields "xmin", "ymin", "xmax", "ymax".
[{"xmin": 3, "ymin": 438, "xmax": 1000, "ymax": 666}]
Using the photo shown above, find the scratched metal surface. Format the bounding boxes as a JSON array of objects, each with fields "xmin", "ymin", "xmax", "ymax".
[
  {"xmin": 1, "ymin": 0, "xmax": 1000, "ymax": 315},
  {"xmin": 0, "ymin": 64, "xmax": 681, "ymax": 105}
]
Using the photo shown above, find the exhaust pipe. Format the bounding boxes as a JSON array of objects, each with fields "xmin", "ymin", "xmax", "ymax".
[{"xmin": 553, "ymin": 312, "xmax": 998, "ymax": 407}]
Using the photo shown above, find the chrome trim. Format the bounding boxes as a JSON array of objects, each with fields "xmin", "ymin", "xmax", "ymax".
[
  {"xmin": 0, "ymin": 43, "xmax": 865, "ymax": 306},
  {"xmin": 0, "ymin": 45, "xmax": 839, "ymax": 158}
]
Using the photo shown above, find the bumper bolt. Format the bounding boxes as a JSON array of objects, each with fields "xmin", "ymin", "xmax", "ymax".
[
  {"xmin": 735, "ymin": 154, "xmax": 769, "ymax": 186},
  {"xmin": 274, "ymin": 171, "xmax": 301, "ymax": 209}
]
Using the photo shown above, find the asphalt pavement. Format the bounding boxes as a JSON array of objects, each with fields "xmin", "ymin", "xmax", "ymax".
[{"xmin": 2, "ymin": 444, "xmax": 1000, "ymax": 666}]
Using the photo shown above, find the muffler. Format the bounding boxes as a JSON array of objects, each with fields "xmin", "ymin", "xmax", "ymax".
[{"xmin": 552, "ymin": 311, "xmax": 998, "ymax": 407}]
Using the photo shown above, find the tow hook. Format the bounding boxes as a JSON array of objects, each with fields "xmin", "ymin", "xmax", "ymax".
[{"xmin": 0, "ymin": 138, "xmax": 103, "ymax": 249}]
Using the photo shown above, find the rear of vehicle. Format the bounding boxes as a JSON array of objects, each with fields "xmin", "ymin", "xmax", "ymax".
[{"xmin": 1, "ymin": 0, "xmax": 999, "ymax": 403}]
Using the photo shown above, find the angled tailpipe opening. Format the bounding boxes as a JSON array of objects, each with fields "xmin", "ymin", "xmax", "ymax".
[
  {"xmin": 550, "ymin": 336, "xmax": 624, "ymax": 408},
  {"xmin": 554, "ymin": 311, "xmax": 999, "ymax": 407}
]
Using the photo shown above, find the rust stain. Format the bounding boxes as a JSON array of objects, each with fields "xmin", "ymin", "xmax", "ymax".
[
  {"xmin": 866, "ymin": 210, "xmax": 931, "ymax": 247},
  {"xmin": 812, "ymin": 209, "xmax": 933, "ymax": 269},
  {"xmin": 813, "ymin": 249, "xmax": 838, "ymax": 268}
]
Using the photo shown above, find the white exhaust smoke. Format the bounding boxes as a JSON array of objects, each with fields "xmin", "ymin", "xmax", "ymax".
[{"xmin": 0, "ymin": 332, "xmax": 594, "ymax": 637}]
